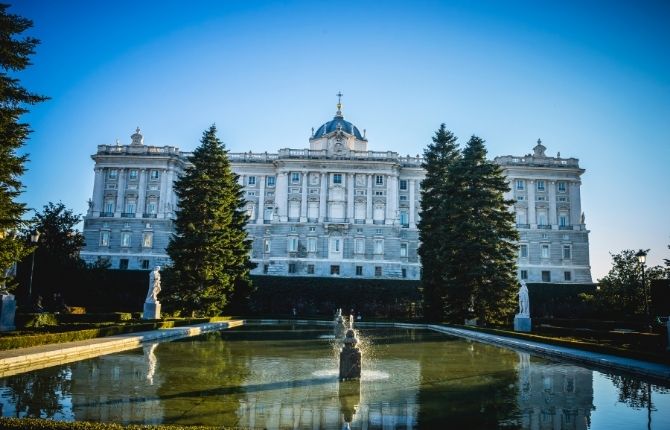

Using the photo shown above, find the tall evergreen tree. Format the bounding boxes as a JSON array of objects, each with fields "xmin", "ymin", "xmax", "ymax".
[
  {"xmin": 165, "ymin": 125, "xmax": 254, "ymax": 316},
  {"xmin": 0, "ymin": 4, "xmax": 47, "ymax": 287},
  {"xmin": 450, "ymin": 135, "xmax": 519, "ymax": 324},
  {"xmin": 418, "ymin": 124, "xmax": 461, "ymax": 321}
]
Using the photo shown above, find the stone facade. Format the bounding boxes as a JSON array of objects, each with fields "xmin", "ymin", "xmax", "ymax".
[{"xmin": 81, "ymin": 104, "xmax": 591, "ymax": 283}]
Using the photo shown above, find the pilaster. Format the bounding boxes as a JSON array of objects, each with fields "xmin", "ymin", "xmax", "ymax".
[
  {"xmin": 409, "ymin": 179, "xmax": 416, "ymax": 228},
  {"xmin": 257, "ymin": 175, "xmax": 266, "ymax": 224},
  {"xmin": 300, "ymin": 171, "xmax": 308, "ymax": 222},
  {"xmin": 347, "ymin": 173, "xmax": 355, "ymax": 222},
  {"xmin": 527, "ymin": 179, "xmax": 536, "ymax": 228},
  {"xmin": 115, "ymin": 168, "xmax": 126, "ymax": 216},
  {"xmin": 137, "ymin": 169, "xmax": 147, "ymax": 216},
  {"xmin": 277, "ymin": 172, "xmax": 288, "ymax": 222},
  {"xmin": 366, "ymin": 174, "xmax": 373, "ymax": 224}
]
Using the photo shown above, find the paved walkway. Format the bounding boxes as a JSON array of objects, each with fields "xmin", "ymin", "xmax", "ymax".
[{"xmin": 0, "ymin": 320, "xmax": 244, "ymax": 377}]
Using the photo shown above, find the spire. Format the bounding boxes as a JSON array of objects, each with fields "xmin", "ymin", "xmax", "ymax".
[{"xmin": 335, "ymin": 91, "xmax": 343, "ymax": 117}]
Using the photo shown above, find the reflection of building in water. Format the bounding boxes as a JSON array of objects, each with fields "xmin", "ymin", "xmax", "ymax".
[
  {"xmin": 235, "ymin": 356, "xmax": 419, "ymax": 429},
  {"xmin": 517, "ymin": 352, "xmax": 594, "ymax": 430},
  {"xmin": 68, "ymin": 343, "xmax": 164, "ymax": 424}
]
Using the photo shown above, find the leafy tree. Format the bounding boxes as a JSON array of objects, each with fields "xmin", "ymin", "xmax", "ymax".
[
  {"xmin": 165, "ymin": 125, "xmax": 254, "ymax": 316},
  {"xmin": 0, "ymin": 4, "xmax": 47, "ymax": 288},
  {"xmin": 597, "ymin": 249, "xmax": 667, "ymax": 318},
  {"xmin": 418, "ymin": 124, "xmax": 461, "ymax": 321},
  {"xmin": 19, "ymin": 202, "xmax": 85, "ymax": 301},
  {"xmin": 449, "ymin": 135, "xmax": 519, "ymax": 324}
]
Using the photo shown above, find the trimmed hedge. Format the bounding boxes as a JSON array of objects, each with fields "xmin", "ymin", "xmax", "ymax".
[
  {"xmin": 16, "ymin": 313, "xmax": 59, "ymax": 328},
  {"xmin": 0, "ymin": 417, "xmax": 227, "ymax": 429}
]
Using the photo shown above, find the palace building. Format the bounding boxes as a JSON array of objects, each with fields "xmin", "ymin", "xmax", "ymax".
[{"xmin": 80, "ymin": 99, "xmax": 592, "ymax": 283}]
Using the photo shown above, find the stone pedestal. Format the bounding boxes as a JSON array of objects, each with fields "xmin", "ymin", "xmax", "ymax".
[
  {"xmin": 143, "ymin": 301, "xmax": 161, "ymax": 320},
  {"xmin": 0, "ymin": 294, "xmax": 16, "ymax": 331},
  {"xmin": 339, "ymin": 329, "xmax": 361, "ymax": 380},
  {"xmin": 514, "ymin": 314, "xmax": 531, "ymax": 332}
]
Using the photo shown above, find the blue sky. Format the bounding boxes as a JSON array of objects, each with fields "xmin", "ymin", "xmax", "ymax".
[{"xmin": 10, "ymin": 0, "xmax": 670, "ymax": 278}]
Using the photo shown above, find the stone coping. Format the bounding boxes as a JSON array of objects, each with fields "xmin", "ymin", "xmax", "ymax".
[
  {"xmin": 244, "ymin": 319, "xmax": 670, "ymax": 382},
  {"xmin": 0, "ymin": 320, "xmax": 243, "ymax": 377}
]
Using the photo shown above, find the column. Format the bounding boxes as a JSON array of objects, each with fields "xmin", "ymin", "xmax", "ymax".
[
  {"xmin": 276, "ymin": 172, "xmax": 288, "ymax": 222},
  {"xmin": 137, "ymin": 169, "xmax": 147, "ymax": 216},
  {"xmin": 385, "ymin": 174, "xmax": 398, "ymax": 225},
  {"xmin": 569, "ymin": 180, "xmax": 582, "ymax": 228},
  {"xmin": 409, "ymin": 179, "xmax": 416, "ymax": 228},
  {"xmin": 527, "ymin": 179, "xmax": 536, "ymax": 228},
  {"xmin": 165, "ymin": 166, "xmax": 176, "ymax": 216},
  {"xmin": 366, "ymin": 174, "xmax": 373, "ymax": 224},
  {"xmin": 318, "ymin": 172, "xmax": 328, "ymax": 222},
  {"xmin": 300, "ymin": 171, "xmax": 308, "ymax": 222},
  {"xmin": 346, "ymin": 173, "xmax": 355, "ymax": 222},
  {"xmin": 115, "ymin": 168, "xmax": 126, "ymax": 216},
  {"xmin": 159, "ymin": 168, "xmax": 168, "ymax": 218},
  {"xmin": 91, "ymin": 167, "xmax": 105, "ymax": 216},
  {"xmin": 548, "ymin": 180, "xmax": 557, "ymax": 227},
  {"xmin": 257, "ymin": 175, "xmax": 266, "ymax": 224}
]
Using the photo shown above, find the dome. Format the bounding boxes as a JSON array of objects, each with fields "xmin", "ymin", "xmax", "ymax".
[{"xmin": 312, "ymin": 113, "xmax": 367, "ymax": 141}]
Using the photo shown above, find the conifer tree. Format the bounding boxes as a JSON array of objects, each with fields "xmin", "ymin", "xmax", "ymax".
[
  {"xmin": 449, "ymin": 135, "xmax": 519, "ymax": 324},
  {"xmin": 418, "ymin": 124, "xmax": 461, "ymax": 321},
  {"xmin": 165, "ymin": 125, "xmax": 254, "ymax": 316},
  {"xmin": 0, "ymin": 5, "xmax": 47, "ymax": 287}
]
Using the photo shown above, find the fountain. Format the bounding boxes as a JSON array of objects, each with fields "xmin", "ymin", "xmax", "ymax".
[
  {"xmin": 334, "ymin": 308, "xmax": 347, "ymax": 339},
  {"xmin": 339, "ymin": 315, "xmax": 361, "ymax": 380}
]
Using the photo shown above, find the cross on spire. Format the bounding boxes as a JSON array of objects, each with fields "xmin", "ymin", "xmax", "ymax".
[{"xmin": 336, "ymin": 91, "xmax": 343, "ymax": 116}]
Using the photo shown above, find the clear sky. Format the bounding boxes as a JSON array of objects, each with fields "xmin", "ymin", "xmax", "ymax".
[{"xmin": 10, "ymin": 0, "xmax": 670, "ymax": 279}]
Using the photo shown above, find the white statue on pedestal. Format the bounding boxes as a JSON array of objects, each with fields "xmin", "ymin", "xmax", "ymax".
[
  {"xmin": 146, "ymin": 266, "xmax": 161, "ymax": 303},
  {"xmin": 518, "ymin": 280, "xmax": 530, "ymax": 316}
]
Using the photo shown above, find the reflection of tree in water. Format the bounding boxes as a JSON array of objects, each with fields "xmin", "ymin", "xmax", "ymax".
[
  {"xmin": 154, "ymin": 331, "xmax": 251, "ymax": 424},
  {"xmin": 607, "ymin": 374, "xmax": 670, "ymax": 409},
  {"xmin": 415, "ymin": 333, "xmax": 521, "ymax": 428},
  {"xmin": 2, "ymin": 366, "xmax": 72, "ymax": 418}
]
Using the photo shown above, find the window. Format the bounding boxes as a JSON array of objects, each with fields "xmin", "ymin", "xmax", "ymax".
[
  {"xmin": 141, "ymin": 259, "xmax": 150, "ymax": 270},
  {"xmin": 516, "ymin": 196, "xmax": 525, "ymax": 201},
  {"xmin": 558, "ymin": 196, "xmax": 567, "ymax": 202},
  {"xmin": 375, "ymin": 191, "xmax": 384, "ymax": 196},
  {"xmin": 121, "ymin": 232, "xmax": 131, "ymax": 247},
  {"xmin": 355, "ymin": 238, "xmax": 365, "ymax": 254},
  {"xmin": 147, "ymin": 201, "xmax": 157, "ymax": 214},
  {"xmin": 129, "ymin": 170, "xmax": 138, "ymax": 180},
  {"xmin": 99, "ymin": 231, "xmax": 110, "ymax": 247},
  {"xmin": 374, "ymin": 239, "xmax": 384, "ymax": 254},
  {"xmin": 330, "ymin": 265, "xmax": 340, "ymax": 275},
  {"xmin": 563, "ymin": 245, "xmax": 571, "ymax": 259},
  {"xmin": 375, "ymin": 266, "xmax": 382, "ymax": 277},
  {"xmin": 248, "ymin": 176, "xmax": 256, "ymax": 186},
  {"xmin": 356, "ymin": 228, "xmax": 363, "ymax": 234},
  {"xmin": 288, "ymin": 263, "xmax": 296, "ymax": 274},
  {"xmin": 119, "ymin": 259, "xmax": 129, "ymax": 270},
  {"xmin": 401, "ymin": 268, "xmax": 407, "ymax": 278},
  {"xmin": 400, "ymin": 195, "xmax": 408, "ymax": 201},
  {"xmin": 263, "ymin": 239, "xmax": 271, "ymax": 253},
  {"xmin": 354, "ymin": 266, "xmax": 362, "ymax": 276},
  {"xmin": 559, "ymin": 214, "xmax": 568, "ymax": 227},
  {"xmin": 564, "ymin": 271, "xmax": 572, "ymax": 281},
  {"xmin": 309, "ymin": 226, "xmax": 316, "ymax": 232},
  {"xmin": 399, "ymin": 180, "xmax": 408, "ymax": 190},
  {"xmin": 288, "ymin": 237, "xmax": 298, "ymax": 252},
  {"xmin": 108, "ymin": 169, "xmax": 118, "ymax": 180},
  {"xmin": 375, "ymin": 175, "xmax": 384, "ymax": 185},
  {"xmin": 542, "ymin": 271, "xmax": 551, "ymax": 282},
  {"xmin": 400, "ymin": 211, "xmax": 409, "ymax": 226},
  {"xmin": 538, "ymin": 211, "xmax": 548, "ymax": 226},
  {"xmin": 308, "ymin": 237, "xmax": 317, "ymax": 253},
  {"xmin": 333, "ymin": 173, "xmax": 342, "ymax": 184},
  {"xmin": 150, "ymin": 170, "xmax": 160, "ymax": 180},
  {"xmin": 266, "ymin": 176, "xmax": 276, "ymax": 187},
  {"xmin": 516, "ymin": 179, "xmax": 525, "ymax": 190},
  {"xmin": 332, "ymin": 238, "xmax": 340, "ymax": 252},
  {"xmin": 400, "ymin": 243, "xmax": 408, "ymax": 257},
  {"xmin": 290, "ymin": 225, "xmax": 297, "ymax": 232},
  {"xmin": 142, "ymin": 232, "xmax": 153, "ymax": 248},
  {"xmin": 375, "ymin": 228, "xmax": 383, "ymax": 235},
  {"xmin": 541, "ymin": 244, "xmax": 549, "ymax": 258},
  {"xmin": 520, "ymin": 270, "xmax": 528, "ymax": 280},
  {"xmin": 537, "ymin": 180, "xmax": 545, "ymax": 191},
  {"xmin": 125, "ymin": 200, "xmax": 136, "ymax": 214},
  {"xmin": 307, "ymin": 264, "xmax": 314, "ymax": 274},
  {"xmin": 291, "ymin": 172, "xmax": 300, "ymax": 183},
  {"xmin": 519, "ymin": 244, "xmax": 528, "ymax": 258},
  {"xmin": 104, "ymin": 200, "xmax": 115, "ymax": 214},
  {"xmin": 263, "ymin": 264, "xmax": 269, "ymax": 274},
  {"xmin": 558, "ymin": 181, "xmax": 566, "ymax": 192}
]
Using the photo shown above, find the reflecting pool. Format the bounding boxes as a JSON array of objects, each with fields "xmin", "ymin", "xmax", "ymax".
[{"xmin": 0, "ymin": 324, "xmax": 669, "ymax": 429}]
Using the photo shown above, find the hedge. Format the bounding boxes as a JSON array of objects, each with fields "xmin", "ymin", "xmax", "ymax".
[{"xmin": 0, "ymin": 417, "xmax": 228, "ymax": 429}]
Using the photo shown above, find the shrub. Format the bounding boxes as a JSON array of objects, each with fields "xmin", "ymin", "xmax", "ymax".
[
  {"xmin": 16, "ymin": 313, "xmax": 59, "ymax": 328},
  {"xmin": 0, "ymin": 417, "xmax": 227, "ymax": 429}
]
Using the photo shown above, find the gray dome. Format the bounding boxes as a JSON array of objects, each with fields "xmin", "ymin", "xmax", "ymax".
[{"xmin": 313, "ymin": 114, "xmax": 366, "ymax": 141}]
